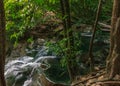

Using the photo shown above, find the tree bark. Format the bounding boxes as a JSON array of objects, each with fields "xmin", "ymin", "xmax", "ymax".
[
  {"xmin": 106, "ymin": 0, "xmax": 120, "ymax": 79},
  {"xmin": 0, "ymin": 0, "xmax": 6, "ymax": 86},
  {"xmin": 109, "ymin": 17, "xmax": 120, "ymax": 78}
]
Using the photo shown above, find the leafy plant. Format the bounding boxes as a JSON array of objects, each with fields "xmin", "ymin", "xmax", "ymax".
[{"xmin": 5, "ymin": 0, "xmax": 59, "ymax": 44}]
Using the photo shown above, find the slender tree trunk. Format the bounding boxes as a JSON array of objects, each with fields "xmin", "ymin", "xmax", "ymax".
[
  {"xmin": 65, "ymin": 0, "xmax": 77, "ymax": 81},
  {"xmin": 88, "ymin": 0, "xmax": 103, "ymax": 72},
  {"xmin": 106, "ymin": 0, "xmax": 120, "ymax": 77},
  {"xmin": 60, "ymin": 0, "xmax": 67, "ymax": 38},
  {"xmin": 0, "ymin": 0, "xmax": 6, "ymax": 86},
  {"xmin": 60, "ymin": 0, "xmax": 77, "ymax": 81}
]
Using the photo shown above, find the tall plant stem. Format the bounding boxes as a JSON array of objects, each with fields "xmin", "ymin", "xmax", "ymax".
[{"xmin": 88, "ymin": 0, "xmax": 103, "ymax": 72}]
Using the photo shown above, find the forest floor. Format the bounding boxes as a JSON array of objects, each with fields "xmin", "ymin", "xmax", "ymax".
[{"xmin": 72, "ymin": 68, "xmax": 120, "ymax": 86}]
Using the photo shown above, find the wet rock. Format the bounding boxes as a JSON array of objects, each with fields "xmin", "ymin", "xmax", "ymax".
[
  {"xmin": 5, "ymin": 55, "xmax": 58, "ymax": 86},
  {"xmin": 34, "ymin": 46, "xmax": 49, "ymax": 58}
]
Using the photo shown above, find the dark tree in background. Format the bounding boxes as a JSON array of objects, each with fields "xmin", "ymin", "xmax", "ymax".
[{"xmin": 0, "ymin": 0, "xmax": 6, "ymax": 86}]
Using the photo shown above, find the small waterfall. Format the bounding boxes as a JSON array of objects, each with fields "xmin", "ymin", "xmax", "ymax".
[
  {"xmin": 5, "ymin": 39, "xmax": 58, "ymax": 86},
  {"xmin": 5, "ymin": 40, "xmax": 63, "ymax": 86},
  {"xmin": 5, "ymin": 55, "xmax": 57, "ymax": 86}
]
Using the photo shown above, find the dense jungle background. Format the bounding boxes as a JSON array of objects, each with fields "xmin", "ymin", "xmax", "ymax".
[{"xmin": 1, "ymin": 0, "xmax": 120, "ymax": 86}]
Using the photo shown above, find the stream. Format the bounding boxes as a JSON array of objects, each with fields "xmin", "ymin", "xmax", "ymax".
[{"xmin": 5, "ymin": 38, "xmax": 69, "ymax": 86}]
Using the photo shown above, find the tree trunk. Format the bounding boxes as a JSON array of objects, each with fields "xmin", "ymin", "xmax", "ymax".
[
  {"xmin": 88, "ymin": 0, "xmax": 102, "ymax": 72},
  {"xmin": 109, "ymin": 17, "xmax": 120, "ymax": 78},
  {"xmin": 0, "ymin": 0, "xmax": 6, "ymax": 86},
  {"xmin": 106, "ymin": 0, "xmax": 120, "ymax": 78},
  {"xmin": 60, "ymin": 0, "xmax": 77, "ymax": 81},
  {"xmin": 64, "ymin": 0, "xmax": 76, "ymax": 81},
  {"xmin": 60, "ymin": 0, "xmax": 67, "ymax": 38}
]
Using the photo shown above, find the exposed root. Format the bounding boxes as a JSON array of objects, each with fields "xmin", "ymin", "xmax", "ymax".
[{"xmin": 71, "ymin": 73, "xmax": 105, "ymax": 86}]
